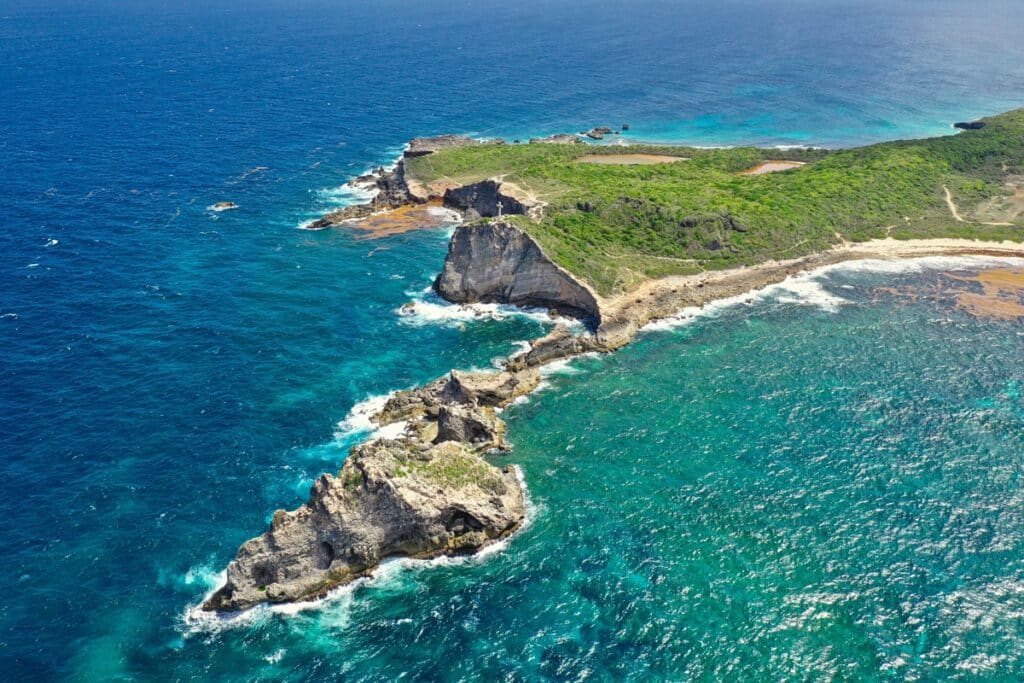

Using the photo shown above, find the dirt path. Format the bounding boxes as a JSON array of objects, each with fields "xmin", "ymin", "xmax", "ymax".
[{"xmin": 944, "ymin": 185, "xmax": 965, "ymax": 222}]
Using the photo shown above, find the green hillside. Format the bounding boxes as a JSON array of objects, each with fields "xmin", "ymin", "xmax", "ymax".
[{"xmin": 406, "ymin": 110, "xmax": 1024, "ymax": 295}]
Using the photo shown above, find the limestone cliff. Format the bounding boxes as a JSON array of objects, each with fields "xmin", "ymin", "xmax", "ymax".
[{"xmin": 434, "ymin": 220, "xmax": 602, "ymax": 323}]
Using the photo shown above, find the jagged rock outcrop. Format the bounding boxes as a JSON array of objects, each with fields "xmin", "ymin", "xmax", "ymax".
[
  {"xmin": 954, "ymin": 120, "xmax": 986, "ymax": 131},
  {"xmin": 307, "ymin": 163, "xmax": 417, "ymax": 229},
  {"xmin": 203, "ymin": 438, "xmax": 523, "ymax": 611},
  {"xmin": 375, "ymin": 369, "xmax": 540, "ymax": 426},
  {"xmin": 506, "ymin": 325, "xmax": 599, "ymax": 371},
  {"xmin": 443, "ymin": 180, "xmax": 528, "ymax": 220},
  {"xmin": 436, "ymin": 404, "xmax": 505, "ymax": 449},
  {"xmin": 435, "ymin": 220, "xmax": 602, "ymax": 322}
]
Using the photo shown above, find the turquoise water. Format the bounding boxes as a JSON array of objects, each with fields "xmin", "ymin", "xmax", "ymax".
[
  {"xmin": 175, "ymin": 260, "xmax": 1024, "ymax": 681},
  {"xmin": 4, "ymin": 0, "xmax": 1024, "ymax": 679}
]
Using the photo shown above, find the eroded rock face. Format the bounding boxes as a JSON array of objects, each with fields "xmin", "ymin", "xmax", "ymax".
[
  {"xmin": 447, "ymin": 369, "xmax": 541, "ymax": 406},
  {"xmin": 436, "ymin": 404, "xmax": 505, "ymax": 449},
  {"xmin": 203, "ymin": 439, "xmax": 523, "ymax": 611},
  {"xmin": 375, "ymin": 369, "xmax": 539, "ymax": 427},
  {"xmin": 506, "ymin": 325, "xmax": 598, "ymax": 371},
  {"xmin": 954, "ymin": 120, "xmax": 986, "ymax": 131},
  {"xmin": 435, "ymin": 220, "xmax": 602, "ymax": 323},
  {"xmin": 443, "ymin": 180, "xmax": 528, "ymax": 220}
]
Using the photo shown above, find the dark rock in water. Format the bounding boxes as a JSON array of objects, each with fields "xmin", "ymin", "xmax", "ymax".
[
  {"xmin": 585, "ymin": 131, "xmax": 605, "ymax": 140},
  {"xmin": 621, "ymin": 123, "xmax": 630, "ymax": 131},
  {"xmin": 307, "ymin": 161, "xmax": 419, "ymax": 228},
  {"xmin": 593, "ymin": 127, "xmax": 613, "ymax": 134},
  {"xmin": 506, "ymin": 325, "xmax": 597, "ymax": 371},
  {"xmin": 954, "ymin": 121, "xmax": 986, "ymax": 130},
  {"xmin": 202, "ymin": 438, "xmax": 524, "ymax": 611},
  {"xmin": 371, "ymin": 163, "xmax": 413, "ymax": 208},
  {"xmin": 443, "ymin": 180, "xmax": 527, "ymax": 218},
  {"xmin": 306, "ymin": 203, "xmax": 373, "ymax": 229},
  {"xmin": 405, "ymin": 135, "xmax": 483, "ymax": 157}
]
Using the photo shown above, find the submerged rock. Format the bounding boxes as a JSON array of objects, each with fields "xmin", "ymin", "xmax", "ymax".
[{"xmin": 203, "ymin": 439, "xmax": 523, "ymax": 611}]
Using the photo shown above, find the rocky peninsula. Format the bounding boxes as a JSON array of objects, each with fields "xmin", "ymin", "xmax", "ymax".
[{"xmin": 205, "ymin": 115, "xmax": 1024, "ymax": 612}]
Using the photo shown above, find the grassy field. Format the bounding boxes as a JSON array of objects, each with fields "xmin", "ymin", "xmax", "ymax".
[{"xmin": 405, "ymin": 110, "xmax": 1024, "ymax": 295}]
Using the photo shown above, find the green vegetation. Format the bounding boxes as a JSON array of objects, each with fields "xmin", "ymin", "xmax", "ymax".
[
  {"xmin": 406, "ymin": 109, "xmax": 1024, "ymax": 295},
  {"xmin": 394, "ymin": 443, "xmax": 504, "ymax": 493},
  {"xmin": 342, "ymin": 469, "xmax": 364, "ymax": 492}
]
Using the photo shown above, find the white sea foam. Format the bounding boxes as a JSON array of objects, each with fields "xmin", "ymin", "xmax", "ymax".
[
  {"xmin": 539, "ymin": 352, "xmax": 599, "ymax": 378},
  {"xmin": 819, "ymin": 254, "xmax": 1024, "ymax": 276},
  {"xmin": 181, "ymin": 465, "xmax": 537, "ymax": 633},
  {"xmin": 641, "ymin": 254, "xmax": 1024, "ymax": 333},
  {"xmin": 314, "ymin": 182, "xmax": 377, "ymax": 208},
  {"xmin": 44, "ymin": 238, "xmax": 58, "ymax": 247},
  {"xmin": 514, "ymin": 351, "xmax": 603, "ymax": 398},
  {"xmin": 332, "ymin": 392, "xmax": 407, "ymax": 444},
  {"xmin": 767, "ymin": 273, "xmax": 848, "ymax": 312},
  {"xmin": 181, "ymin": 564, "xmax": 224, "ymax": 591},
  {"xmin": 396, "ymin": 289, "xmax": 557, "ymax": 328}
]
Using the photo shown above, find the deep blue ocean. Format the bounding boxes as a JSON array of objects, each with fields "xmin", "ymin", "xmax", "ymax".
[{"xmin": 3, "ymin": 1, "xmax": 1024, "ymax": 679}]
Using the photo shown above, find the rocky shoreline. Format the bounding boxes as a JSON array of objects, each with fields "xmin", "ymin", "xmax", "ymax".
[{"xmin": 204, "ymin": 134, "xmax": 1024, "ymax": 613}]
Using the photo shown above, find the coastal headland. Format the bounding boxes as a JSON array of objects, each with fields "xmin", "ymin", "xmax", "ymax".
[{"xmin": 204, "ymin": 111, "xmax": 1024, "ymax": 612}]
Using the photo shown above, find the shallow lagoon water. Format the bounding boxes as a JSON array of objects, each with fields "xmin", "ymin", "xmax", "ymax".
[{"xmin": 3, "ymin": 0, "xmax": 1024, "ymax": 679}]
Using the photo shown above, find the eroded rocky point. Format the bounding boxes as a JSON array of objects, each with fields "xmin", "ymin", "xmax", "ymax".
[
  {"xmin": 203, "ymin": 438, "xmax": 523, "ymax": 611},
  {"xmin": 204, "ymin": 368, "xmax": 540, "ymax": 612}
]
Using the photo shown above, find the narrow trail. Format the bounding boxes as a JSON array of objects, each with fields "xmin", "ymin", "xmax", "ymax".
[
  {"xmin": 944, "ymin": 185, "xmax": 965, "ymax": 222},
  {"xmin": 944, "ymin": 184, "xmax": 1017, "ymax": 226}
]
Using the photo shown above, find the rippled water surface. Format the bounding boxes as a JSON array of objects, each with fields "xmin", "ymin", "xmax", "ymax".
[{"xmin": 3, "ymin": 1, "xmax": 1024, "ymax": 679}]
